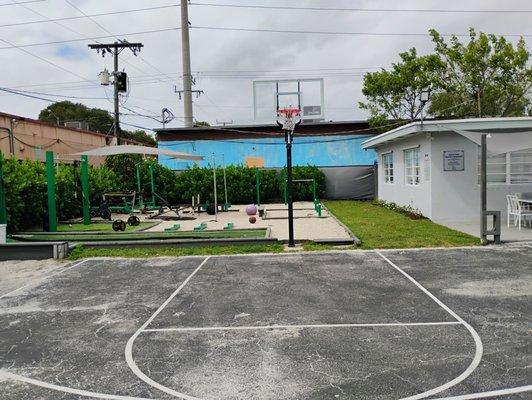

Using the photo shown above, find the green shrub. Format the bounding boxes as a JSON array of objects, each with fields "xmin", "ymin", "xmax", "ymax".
[
  {"xmin": 372, "ymin": 200, "xmax": 426, "ymax": 219},
  {"xmin": 56, "ymin": 164, "xmax": 80, "ymax": 221},
  {"xmin": 2, "ymin": 158, "xmax": 45, "ymax": 232},
  {"xmin": 89, "ymin": 166, "xmax": 119, "ymax": 206},
  {"xmin": 174, "ymin": 165, "xmax": 280, "ymax": 205}
]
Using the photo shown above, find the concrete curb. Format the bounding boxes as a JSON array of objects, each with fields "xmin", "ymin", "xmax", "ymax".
[
  {"xmin": 0, "ymin": 242, "xmax": 69, "ymax": 260},
  {"xmin": 77, "ymin": 237, "xmax": 279, "ymax": 249},
  {"xmin": 321, "ymin": 203, "xmax": 362, "ymax": 245}
]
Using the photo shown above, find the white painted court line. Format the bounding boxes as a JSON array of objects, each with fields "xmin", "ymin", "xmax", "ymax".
[
  {"xmin": 0, "ymin": 259, "xmax": 89, "ymax": 300},
  {"xmin": 125, "ymin": 256, "xmax": 211, "ymax": 400},
  {"xmin": 0, "ymin": 370, "xmax": 156, "ymax": 400},
  {"xmin": 376, "ymin": 251, "xmax": 484, "ymax": 400},
  {"xmin": 143, "ymin": 321, "xmax": 461, "ymax": 333},
  {"xmin": 432, "ymin": 384, "xmax": 532, "ymax": 399}
]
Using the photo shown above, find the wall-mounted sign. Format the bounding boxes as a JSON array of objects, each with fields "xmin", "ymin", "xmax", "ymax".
[{"xmin": 443, "ymin": 150, "xmax": 464, "ymax": 171}]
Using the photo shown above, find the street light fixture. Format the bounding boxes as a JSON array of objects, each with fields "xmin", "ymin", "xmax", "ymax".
[{"xmin": 420, "ymin": 87, "xmax": 431, "ymax": 129}]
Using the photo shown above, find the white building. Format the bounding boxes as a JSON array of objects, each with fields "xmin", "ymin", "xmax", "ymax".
[{"xmin": 362, "ymin": 118, "xmax": 532, "ymax": 239}]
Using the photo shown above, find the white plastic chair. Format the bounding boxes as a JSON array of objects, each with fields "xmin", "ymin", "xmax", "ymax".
[{"xmin": 507, "ymin": 195, "xmax": 532, "ymax": 230}]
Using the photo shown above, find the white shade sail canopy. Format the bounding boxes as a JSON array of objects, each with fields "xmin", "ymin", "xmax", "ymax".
[
  {"xmin": 72, "ymin": 145, "xmax": 203, "ymax": 160},
  {"xmin": 451, "ymin": 129, "xmax": 532, "ymax": 156}
]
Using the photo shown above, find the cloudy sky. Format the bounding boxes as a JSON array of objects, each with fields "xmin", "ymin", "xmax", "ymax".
[{"xmin": 1, "ymin": 0, "xmax": 531, "ymax": 133}]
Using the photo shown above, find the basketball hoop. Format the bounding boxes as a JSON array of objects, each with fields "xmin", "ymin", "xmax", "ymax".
[{"xmin": 277, "ymin": 107, "xmax": 301, "ymax": 133}]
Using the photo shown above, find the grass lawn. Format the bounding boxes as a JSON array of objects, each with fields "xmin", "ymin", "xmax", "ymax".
[
  {"xmin": 13, "ymin": 229, "xmax": 267, "ymax": 242},
  {"xmin": 325, "ymin": 200, "xmax": 479, "ymax": 249},
  {"xmin": 27, "ymin": 222, "xmax": 154, "ymax": 233},
  {"xmin": 68, "ymin": 243, "xmax": 284, "ymax": 260}
]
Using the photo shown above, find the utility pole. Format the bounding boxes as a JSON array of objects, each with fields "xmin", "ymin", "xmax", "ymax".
[
  {"xmin": 176, "ymin": 0, "xmax": 202, "ymax": 127},
  {"xmin": 88, "ymin": 41, "xmax": 143, "ymax": 144},
  {"xmin": 181, "ymin": 0, "xmax": 193, "ymax": 128}
]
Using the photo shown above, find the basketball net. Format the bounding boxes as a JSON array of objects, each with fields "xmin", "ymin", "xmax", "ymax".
[{"xmin": 277, "ymin": 107, "xmax": 301, "ymax": 133}]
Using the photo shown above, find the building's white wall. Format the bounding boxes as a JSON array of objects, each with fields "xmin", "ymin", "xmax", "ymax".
[
  {"xmin": 377, "ymin": 133, "xmax": 433, "ymax": 218},
  {"xmin": 376, "ymin": 131, "xmax": 532, "ymax": 223},
  {"xmin": 430, "ymin": 132, "xmax": 479, "ymax": 222},
  {"xmin": 431, "ymin": 132, "xmax": 532, "ymax": 222}
]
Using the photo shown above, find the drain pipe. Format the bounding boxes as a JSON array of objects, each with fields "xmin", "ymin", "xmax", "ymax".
[{"xmin": 0, "ymin": 126, "xmax": 14, "ymax": 156}]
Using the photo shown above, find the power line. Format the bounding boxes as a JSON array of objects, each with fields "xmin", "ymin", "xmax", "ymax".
[
  {"xmin": 0, "ymin": 87, "xmax": 56, "ymax": 102},
  {"xmin": 2, "ymin": 24, "xmax": 532, "ymax": 51},
  {"xmin": 0, "ymin": 36, "xmax": 93, "ymax": 82},
  {"xmin": 0, "ymin": 27, "xmax": 179, "ymax": 50},
  {"xmin": 0, "ymin": 4, "xmax": 178, "ymax": 28},
  {"xmin": 120, "ymin": 121, "xmax": 156, "ymax": 132},
  {"xmin": 0, "ymin": 87, "xmax": 108, "ymax": 100},
  {"xmin": 1, "ymin": 86, "xmax": 159, "ymax": 133},
  {"xmin": 190, "ymin": 26, "xmax": 532, "ymax": 38},
  {"xmin": 190, "ymin": 2, "xmax": 532, "ymax": 14},
  {"xmin": 0, "ymin": 0, "xmax": 44, "ymax": 6}
]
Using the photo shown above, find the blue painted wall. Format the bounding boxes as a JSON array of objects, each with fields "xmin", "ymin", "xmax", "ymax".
[{"xmin": 158, "ymin": 135, "xmax": 377, "ymax": 170}]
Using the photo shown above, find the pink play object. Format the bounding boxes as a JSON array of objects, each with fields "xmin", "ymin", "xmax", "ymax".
[{"xmin": 245, "ymin": 204, "xmax": 258, "ymax": 215}]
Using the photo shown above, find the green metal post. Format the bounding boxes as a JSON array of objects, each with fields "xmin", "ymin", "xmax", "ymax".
[
  {"xmin": 45, "ymin": 151, "xmax": 57, "ymax": 232},
  {"xmin": 135, "ymin": 164, "xmax": 143, "ymax": 207},
  {"xmin": 80, "ymin": 155, "xmax": 90, "ymax": 225},
  {"xmin": 149, "ymin": 164, "xmax": 155, "ymax": 205},
  {"xmin": 255, "ymin": 168, "xmax": 260, "ymax": 206},
  {"xmin": 312, "ymin": 179, "xmax": 317, "ymax": 202},
  {"xmin": 135, "ymin": 164, "xmax": 141, "ymax": 193},
  {"xmin": 0, "ymin": 152, "xmax": 7, "ymax": 225}
]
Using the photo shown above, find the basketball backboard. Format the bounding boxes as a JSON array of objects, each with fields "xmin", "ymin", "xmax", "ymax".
[{"xmin": 253, "ymin": 78, "xmax": 324, "ymax": 123}]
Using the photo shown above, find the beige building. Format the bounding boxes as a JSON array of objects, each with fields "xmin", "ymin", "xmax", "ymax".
[{"xmin": 0, "ymin": 111, "xmax": 143, "ymax": 165}]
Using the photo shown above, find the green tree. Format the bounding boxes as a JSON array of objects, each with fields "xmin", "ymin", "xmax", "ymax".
[
  {"xmin": 429, "ymin": 28, "xmax": 532, "ymax": 118},
  {"xmin": 39, "ymin": 101, "xmax": 113, "ymax": 134},
  {"xmin": 359, "ymin": 48, "xmax": 444, "ymax": 126},
  {"xmin": 39, "ymin": 101, "xmax": 156, "ymax": 145},
  {"xmin": 122, "ymin": 130, "xmax": 156, "ymax": 146},
  {"xmin": 360, "ymin": 29, "xmax": 532, "ymax": 123}
]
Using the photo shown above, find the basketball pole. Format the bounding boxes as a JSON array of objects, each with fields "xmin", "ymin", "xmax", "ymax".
[{"xmin": 285, "ymin": 129, "xmax": 295, "ymax": 247}]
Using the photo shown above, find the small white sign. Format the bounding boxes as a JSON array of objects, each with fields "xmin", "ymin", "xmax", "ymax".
[{"xmin": 443, "ymin": 150, "xmax": 465, "ymax": 171}]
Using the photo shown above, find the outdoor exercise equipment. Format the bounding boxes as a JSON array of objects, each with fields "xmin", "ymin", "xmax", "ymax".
[
  {"xmin": 112, "ymin": 219, "xmax": 126, "ymax": 232},
  {"xmin": 281, "ymin": 176, "xmax": 322, "ymax": 217},
  {"xmin": 72, "ymin": 144, "xmax": 204, "ymax": 220},
  {"xmin": 255, "ymin": 168, "xmax": 261, "ymax": 206},
  {"xmin": 90, "ymin": 202, "xmax": 112, "ymax": 220},
  {"xmin": 44, "ymin": 151, "xmax": 90, "ymax": 232},
  {"xmin": 127, "ymin": 215, "xmax": 140, "ymax": 226},
  {"xmin": 135, "ymin": 163, "xmax": 161, "ymax": 211},
  {"xmin": 100, "ymin": 191, "xmax": 137, "ymax": 215}
]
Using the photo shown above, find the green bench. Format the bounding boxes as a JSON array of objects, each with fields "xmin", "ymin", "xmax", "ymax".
[
  {"xmin": 193, "ymin": 222, "xmax": 207, "ymax": 231},
  {"xmin": 164, "ymin": 224, "xmax": 180, "ymax": 232}
]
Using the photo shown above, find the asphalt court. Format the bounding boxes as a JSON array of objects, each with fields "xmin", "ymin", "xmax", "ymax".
[{"xmin": 0, "ymin": 246, "xmax": 530, "ymax": 399}]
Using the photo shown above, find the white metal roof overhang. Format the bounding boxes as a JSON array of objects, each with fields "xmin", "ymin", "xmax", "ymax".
[
  {"xmin": 71, "ymin": 144, "xmax": 203, "ymax": 160},
  {"xmin": 361, "ymin": 117, "xmax": 532, "ymax": 155}
]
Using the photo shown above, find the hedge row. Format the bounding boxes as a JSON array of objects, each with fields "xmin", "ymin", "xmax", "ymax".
[{"xmin": 2, "ymin": 155, "xmax": 325, "ymax": 232}]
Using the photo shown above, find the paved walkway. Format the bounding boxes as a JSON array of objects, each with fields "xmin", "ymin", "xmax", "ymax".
[{"xmin": 440, "ymin": 219, "xmax": 532, "ymax": 242}]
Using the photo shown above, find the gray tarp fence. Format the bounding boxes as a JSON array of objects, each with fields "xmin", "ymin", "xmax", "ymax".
[{"xmin": 320, "ymin": 165, "xmax": 375, "ymax": 200}]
